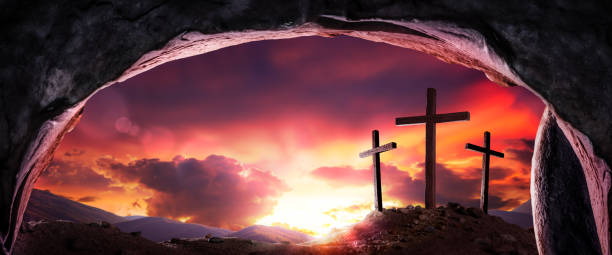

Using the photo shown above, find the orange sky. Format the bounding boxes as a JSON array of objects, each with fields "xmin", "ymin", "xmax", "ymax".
[{"xmin": 35, "ymin": 36, "xmax": 544, "ymax": 236}]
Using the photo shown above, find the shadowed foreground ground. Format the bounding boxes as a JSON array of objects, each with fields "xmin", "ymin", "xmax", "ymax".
[{"xmin": 14, "ymin": 203, "xmax": 537, "ymax": 255}]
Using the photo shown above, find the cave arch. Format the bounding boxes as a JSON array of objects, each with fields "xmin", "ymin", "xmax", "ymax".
[{"xmin": 2, "ymin": 2, "xmax": 611, "ymax": 254}]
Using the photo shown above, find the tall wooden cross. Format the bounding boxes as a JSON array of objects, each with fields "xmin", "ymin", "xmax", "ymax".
[
  {"xmin": 465, "ymin": 131, "xmax": 504, "ymax": 214},
  {"xmin": 359, "ymin": 130, "xmax": 397, "ymax": 212},
  {"xmin": 395, "ymin": 88, "xmax": 470, "ymax": 209}
]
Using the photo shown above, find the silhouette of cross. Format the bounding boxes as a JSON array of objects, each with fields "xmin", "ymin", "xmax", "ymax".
[
  {"xmin": 395, "ymin": 88, "xmax": 470, "ymax": 209},
  {"xmin": 359, "ymin": 130, "xmax": 397, "ymax": 212},
  {"xmin": 465, "ymin": 131, "xmax": 504, "ymax": 214}
]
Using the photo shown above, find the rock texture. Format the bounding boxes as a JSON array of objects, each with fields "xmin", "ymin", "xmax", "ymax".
[
  {"xmin": 1, "ymin": 1, "xmax": 612, "ymax": 254},
  {"xmin": 532, "ymin": 108, "xmax": 603, "ymax": 254}
]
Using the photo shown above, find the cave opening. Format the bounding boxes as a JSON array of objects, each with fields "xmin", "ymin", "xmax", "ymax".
[
  {"xmin": 25, "ymin": 35, "xmax": 544, "ymax": 242},
  {"xmin": 4, "ymin": 3, "xmax": 612, "ymax": 254}
]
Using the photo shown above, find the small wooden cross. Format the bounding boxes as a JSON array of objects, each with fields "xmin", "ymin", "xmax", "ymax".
[
  {"xmin": 359, "ymin": 130, "xmax": 397, "ymax": 212},
  {"xmin": 395, "ymin": 88, "xmax": 470, "ymax": 209},
  {"xmin": 465, "ymin": 131, "xmax": 504, "ymax": 214}
]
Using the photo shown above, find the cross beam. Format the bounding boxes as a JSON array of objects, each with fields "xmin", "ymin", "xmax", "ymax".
[
  {"xmin": 359, "ymin": 130, "xmax": 397, "ymax": 212},
  {"xmin": 359, "ymin": 142, "xmax": 397, "ymax": 158},
  {"xmin": 465, "ymin": 131, "xmax": 504, "ymax": 214},
  {"xmin": 466, "ymin": 144, "xmax": 505, "ymax": 158},
  {"xmin": 395, "ymin": 88, "xmax": 470, "ymax": 209},
  {"xmin": 396, "ymin": 112, "xmax": 470, "ymax": 126}
]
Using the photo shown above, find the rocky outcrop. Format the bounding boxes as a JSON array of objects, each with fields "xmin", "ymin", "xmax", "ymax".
[
  {"xmin": 313, "ymin": 204, "xmax": 537, "ymax": 254},
  {"xmin": 2, "ymin": 1, "xmax": 612, "ymax": 254},
  {"xmin": 532, "ymin": 108, "xmax": 603, "ymax": 254}
]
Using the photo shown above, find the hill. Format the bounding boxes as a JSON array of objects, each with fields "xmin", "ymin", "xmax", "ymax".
[
  {"xmin": 114, "ymin": 217, "xmax": 232, "ymax": 242},
  {"xmin": 489, "ymin": 210, "xmax": 533, "ymax": 228},
  {"xmin": 512, "ymin": 199, "xmax": 532, "ymax": 214},
  {"xmin": 308, "ymin": 203, "xmax": 537, "ymax": 254},
  {"xmin": 487, "ymin": 199, "xmax": 533, "ymax": 229},
  {"xmin": 227, "ymin": 225, "xmax": 313, "ymax": 244},
  {"xmin": 24, "ymin": 190, "xmax": 312, "ymax": 244},
  {"xmin": 24, "ymin": 189, "xmax": 124, "ymax": 224},
  {"xmin": 123, "ymin": 215, "xmax": 147, "ymax": 221},
  {"xmin": 116, "ymin": 218, "xmax": 313, "ymax": 244},
  {"xmin": 14, "ymin": 221, "xmax": 190, "ymax": 255},
  {"xmin": 15, "ymin": 203, "xmax": 538, "ymax": 255}
]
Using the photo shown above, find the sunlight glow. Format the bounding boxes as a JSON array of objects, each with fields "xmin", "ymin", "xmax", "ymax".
[
  {"xmin": 33, "ymin": 36, "xmax": 542, "ymax": 239},
  {"xmin": 178, "ymin": 216, "xmax": 192, "ymax": 223},
  {"xmin": 255, "ymin": 189, "xmax": 373, "ymax": 237}
]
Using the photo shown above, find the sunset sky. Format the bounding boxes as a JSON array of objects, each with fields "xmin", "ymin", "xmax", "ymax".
[{"xmin": 35, "ymin": 35, "xmax": 544, "ymax": 237}]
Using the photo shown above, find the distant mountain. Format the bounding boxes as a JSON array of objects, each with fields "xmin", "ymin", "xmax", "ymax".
[
  {"xmin": 123, "ymin": 215, "xmax": 147, "ymax": 221},
  {"xmin": 512, "ymin": 199, "xmax": 532, "ymax": 214},
  {"xmin": 114, "ymin": 217, "xmax": 232, "ymax": 242},
  {"xmin": 489, "ymin": 210, "xmax": 533, "ymax": 228},
  {"xmin": 228, "ymin": 225, "xmax": 314, "ymax": 244},
  {"xmin": 25, "ymin": 189, "xmax": 314, "ymax": 244},
  {"xmin": 15, "ymin": 204, "xmax": 538, "ymax": 255},
  {"xmin": 24, "ymin": 189, "xmax": 124, "ymax": 224},
  {"xmin": 487, "ymin": 199, "xmax": 533, "ymax": 229},
  {"xmin": 116, "ymin": 218, "xmax": 314, "ymax": 243}
]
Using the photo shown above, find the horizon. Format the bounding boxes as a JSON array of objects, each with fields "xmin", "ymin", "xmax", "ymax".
[
  {"xmin": 29, "ymin": 187, "xmax": 532, "ymax": 237},
  {"xmin": 34, "ymin": 35, "xmax": 544, "ymax": 237}
]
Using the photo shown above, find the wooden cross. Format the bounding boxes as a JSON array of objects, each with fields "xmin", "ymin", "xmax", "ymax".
[
  {"xmin": 465, "ymin": 131, "xmax": 504, "ymax": 214},
  {"xmin": 359, "ymin": 130, "xmax": 397, "ymax": 212},
  {"xmin": 395, "ymin": 88, "xmax": 470, "ymax": 209}
]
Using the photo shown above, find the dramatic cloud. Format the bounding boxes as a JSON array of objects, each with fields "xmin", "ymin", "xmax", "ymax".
[
  {"xmin": 518, "ymin": 139, "xmax": 535, "ymax": 149},
  {"xmin": 77, "ymin": 196, "xmax": 98, "ymax": 203},
  {"xmin": 38, "ymin": 35, "xmax": 541, "ymax": 234},
  {"xmin": 310, "ymin": 166, "xmax": 372, "ymax": 187},
  {"xmin": 97, "ymin": 155, "xmax": 289, "ymax": 230},
  {"xmin": 37, "ymin": 159, "xmax": 113, "ymax": 191},
  {"xmin": 506, "ymin": 148, "xmax": 534, "ymax": 166},
  {"xmin": 312, "ymin": 162, "xmax": 523, "ymax": 210},
  {"xmin": 324, "ymin": 203, "xmax": 372, "ymax": 221},
  {"xmin": 504, "ymin": 138, "xmax": 535, "ymax": 174},
  {"xmin": 64, "ymin": 148, "xmax": 85, "ymax": 157},
  {"xmin": 488, "ymin": 167, "xmax": 515, "ymax": 180},
  {"xmin": 60, "ymin": 36, "xmax": 488, "ymax": 158},
  {"xmin": 132, "ymin": 201, "xmax": 141, "ymax": 208}
]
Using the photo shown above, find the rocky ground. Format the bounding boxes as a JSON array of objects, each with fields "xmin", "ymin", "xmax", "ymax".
[
  {"xmin": 14, "ymin": 203, "xmax": 537, "ymax": 255},
  {"xmin": 311, "ymin": 202, "xmax": 537, "ymax": 254}
]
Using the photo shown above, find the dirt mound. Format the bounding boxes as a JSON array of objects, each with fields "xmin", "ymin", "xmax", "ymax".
[
  {"xmin": 14, "ymin": 203, "xmax": 537, "ymax": 255},
  {"xmin": 314, "ymin": 203, "xmax": 538, "ymax": 254}
]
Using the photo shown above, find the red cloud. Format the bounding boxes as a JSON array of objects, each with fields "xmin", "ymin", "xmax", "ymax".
[
  {"xmin": 311, "ymin": 162, "xmax": 523, "ymax": 210},
  {"xmin": 37, "ymin": 158, "xmax": 113, "ymax": 191},
  {"xmin": 310, "ymin": 166, "xmax": 372, "ymax": 186},
  {"xmin": 97, "ymin": 155, "xmax": 289, "ymax": 230}
]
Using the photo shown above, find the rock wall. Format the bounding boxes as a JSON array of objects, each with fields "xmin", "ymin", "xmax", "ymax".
[
  {"xmin": 1, "ymin": 1, "xmax": 611, "ymax": 254},
  {"xmin": 557, "ymin": 111, "xmax": 612, "ymax": 255},
  {"xmin": 532, "ymin": 108, "xmax": 602, "ymax": 254}
]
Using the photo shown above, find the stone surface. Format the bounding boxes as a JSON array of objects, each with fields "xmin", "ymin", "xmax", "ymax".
[
  {"xmin": 556, "ymin": 110, "xmax": 612, "ymax": 255},
  {"xmin": 1, "ymin": 1, "xmax": 612, "ymax": 254},
  {"xmin": 531, "ymin": 108, "xmax": 602, "ymax": 254}
]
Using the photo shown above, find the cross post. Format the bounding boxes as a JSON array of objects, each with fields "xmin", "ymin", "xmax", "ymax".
[
  {"xmin": 395, "ymin": 88, "xmax": 470, "ymax": 209},
  {"xmin": 359, "ymin": 130, "xmax": 397, "ymax": 212},
  {"xmin": 465, "ymin": 131, "xmax": 504, "ymax": 214}
]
